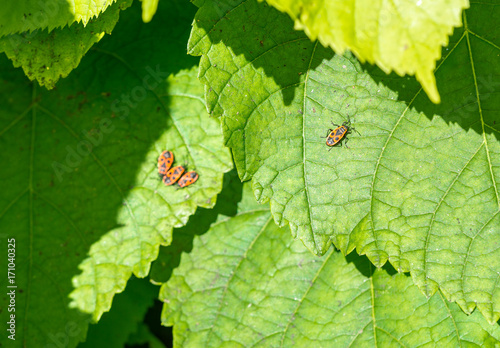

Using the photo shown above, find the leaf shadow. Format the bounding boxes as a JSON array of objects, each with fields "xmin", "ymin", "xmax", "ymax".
[
  {"xmin": 192, "ymin": 0, "xmax": 334, "ymax": 107},
  {"xmin": 368, "ymin": 19, "xmax": 499, "ymax": 139},
  {"xmin": 345, "ymin": 251, "xmax": 375, "ymax": 278},
  {"xmin": 344, "ymin": 250, "xmax": 403, "ymax": 278},
  {"xmin": 52, "ymin": 0, "xmax": 199, "ymax": 266}
]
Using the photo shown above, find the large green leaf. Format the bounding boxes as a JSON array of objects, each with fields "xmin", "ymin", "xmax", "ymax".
[
  {"xmin": 0, "ymin": 0, "xmax": 209, "ymax": 346},
  {"xmin": 263, "ymin": 0, "xmax": 469, "ymax": 104},
  {"xmin": 0, "ymin": 0, "xmax": 132, "ymax": 89},
  {"xmin": 0, "ymin": 0, "xmax": 117, "ymax": 36},
  {"xmin": 160, "ymin": 183, "xmax": 500, "ymax": 347},
  {"xmin": 188, "ymin": 0, "xmax": 500, "ymax": 323}
]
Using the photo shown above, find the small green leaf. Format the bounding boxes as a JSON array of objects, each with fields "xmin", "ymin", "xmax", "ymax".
[
  {"xmin": 160, "ymin": 184, "xmax": 500, "ymax": 346},
  {"xmin": 0, "ymin": 0, "xmax": 132, "ymax": 89},
  {"xmin": 141, "ymin": 0, "xmax": 159, "ymax": 23},
  {"xmin": 262, "ymin": 0, "xmax": 469, "ymax": 104},
  {"xmin": 0, "ymin": 0, "xmax": 118, "ymax": 36},
  {"xmin": 188, "ymin": 0, "xmax": 500, "ymax": 323}
]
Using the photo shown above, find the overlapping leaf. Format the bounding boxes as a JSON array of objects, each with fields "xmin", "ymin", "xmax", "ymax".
[
  {"xmin": 69, "ymin": 66, "xmax": 232, "ymax": 321},
  {"xmin": 141, "ymin": 0, "xmax": 160, "ymax": 23},
  {"xmin": 0, "ymin": 0, "xmax": 132, "ymax": 89},
  {"xmin": 0, "ymin": 0, "xmax": 118, "ymax": 36},
  {"xmin": 263, "ymin": 0, "xmax": 469, "ymax": 103},
  {"xmin": 0, "ymin": 0, "xmax": 210, "ymax": 345},
  {"xmin": 160, "ymin": 184, "xmax": 500, "ymax": 347},
  {"xmin": 189, "ymin": 0, "xmax": 500, "ymax": 323}
]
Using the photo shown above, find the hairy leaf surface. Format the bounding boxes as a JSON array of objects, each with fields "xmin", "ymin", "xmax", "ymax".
[
  {"xmin": 160, "ymin": 184, "xmax": 500, "ymax": 346},
  {"xmin": 189, "ymin": 0, "xmax": 500, "ymax": 323}
]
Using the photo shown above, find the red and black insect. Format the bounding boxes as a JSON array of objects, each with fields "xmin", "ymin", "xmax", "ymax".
[
  {"xmin": 323, "ymin": 116, "xmax": 360, "ymax": 150},
  {"xmin": 158, "ymin": 150, "xmax": 174, "ymax": 176},
  {"xmin": 178, "ymin": 171, "xmax": 199, "ymax": 188},
  {"xmin": 162, "ymin": 165, "xmax": 185, "ymax": 186}
]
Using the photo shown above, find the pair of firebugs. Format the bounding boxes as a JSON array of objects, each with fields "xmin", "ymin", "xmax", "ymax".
[{"xmin": 157, "ymin": 150, "xmax": 198, "ymax": 187}]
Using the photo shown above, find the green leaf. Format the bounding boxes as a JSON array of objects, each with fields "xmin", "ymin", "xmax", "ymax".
[
  {"xmin": 150, "ymin": 169, "xmax": 243, "ymax": 284},
  {"xmin": 141, "ymin": 0, "xmax": 160, "ymax": 23},
  {"xmin": 79, "ymin": 277, "xmax": 158, "ymax": 348},
  {"xmin": 262, "ymin": 0, "xmax": 469, "ymax": 104},
  {"xmin": 160, "ymin": 185, "xmax": 500, "ymax": 347},
  {"xmin": 69, "ymin": 65, "xmax": 233, "ymax": 321},
  {"xmin": 189, "ymin": 0, "xmax": 500, "ymax": 323},
  {"xmin": 0, "ymin": 0, "xmax": 207, "ymax": 345},
  {"xmin": 0, "ymin": 0, "xmax": 118, "ymax": 36},
  {"xmin": 0, "ymin": 0, "xmax": 132, "ymax": 89},
  {"xmin": 0, "ymin": 56, "xmax": 93, "ymax": 348}
]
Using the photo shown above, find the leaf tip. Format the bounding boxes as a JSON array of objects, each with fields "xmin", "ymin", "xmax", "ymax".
[
  {"xmin": 477, "ymin": 303, "xmax": 500, "ymax": 325},
  {"xmin": 417, "ymin": 68, "xmax": 441, "ymax": 104}
]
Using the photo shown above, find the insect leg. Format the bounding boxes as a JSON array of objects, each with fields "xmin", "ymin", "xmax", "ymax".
[{"xmin": 321, "ymin": 129, "xmax": 333, "ymax": 138}]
